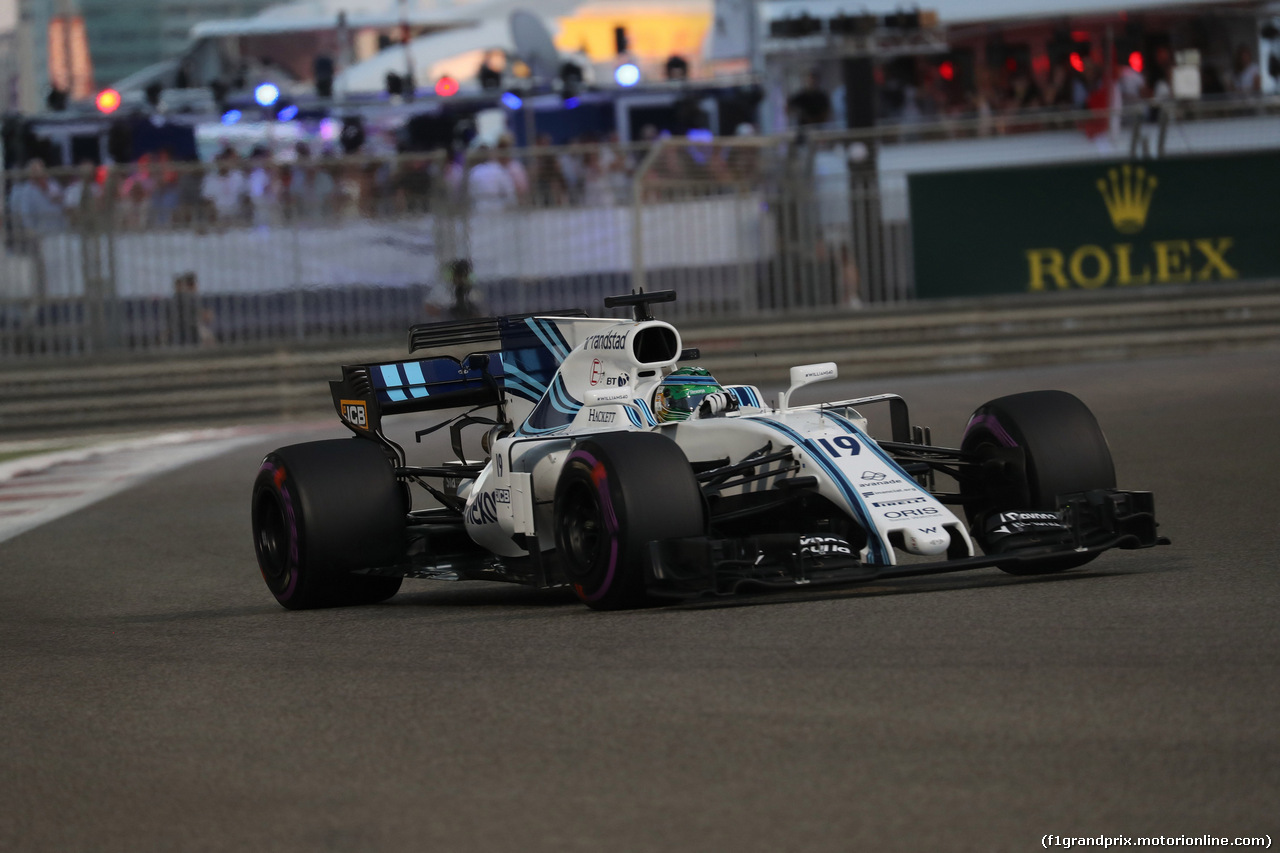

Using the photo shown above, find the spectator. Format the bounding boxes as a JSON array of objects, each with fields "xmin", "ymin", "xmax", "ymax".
[
  {"xmin": 1045, "ymin": 64, "xmax": 1075, "ymax": 109},
  {"xmin": 495, "ymin": 134, "xmax": 529, "ymax": 203},
  {"xmin": 1233, "ymin": 45, "xmax": 1261, "ymax": 95},
  {"xmin": 598, "ymin": 132, "xmax": 631, "ymax": 203},
  {"xmin": 1114, "ymin": 57, "xmax": 1149, "ymax": 108},
  {"xmin": 788, "ymin": 70, "xmax": 833, "ymax": 127},
  {"xmin": 200, "ymin": 151, "xmax": 247, "ymax": 224},
  {"xmin": 1078, "ymin": 58, "xmax": 1111, "ymax": 139},
  {"xmin": 9, "ymin": 160, "xmax": 66, "ymax": 234},
  {"xmin": 556, "ymin": 137, "xmax": 586, "ymax": 203},
  {"xmin": 970, "ymin": 66, "xmax": 1000, "ymax": 135},
  {"xmin": 1006, "ymin": 70, "xmax": 1044, "ymax": 111},
  {"xmin": 285, "ymin": 142, "xmax": 312, "ymax": 219},
  {"xmin": 468, "ymin": 145, "xmax": 517, "ymax": 211},
  {"xmin": 1150, "ymin": 46, "xmax": 1175, "ymax": 102},
  {"xmin": 1072, "ymin": 58, "xmax": 1103, "ymax": 108},
  {"xmin": 118, "ymin": 154, "xmax": 155, "ymax": 229},
  {"xmin": 910, "ymin": 68, "xmax": 943, "ymax": 133},
  {"xmin": 581, "ymin": 149, "xmax": 613, "ymax": 207},
  {"xmin": 150, "ymin": 150, "xmax": 183, "ymax": 227},
  {"xmin": 531, "ymin": 133, "xmax": 569, "ymax": 206},
  {"xmin": 246, "ymin": 145, "xmax": 276, "ymax": 226},
  {"xmin": 62, "ymin": 161, "xmax": 104, "ymax": 225}
]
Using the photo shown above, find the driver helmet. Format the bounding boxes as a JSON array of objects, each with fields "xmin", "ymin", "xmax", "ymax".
[{"xmin": 654, "ymin": 367, "xmax": 725, "ymax": 422}]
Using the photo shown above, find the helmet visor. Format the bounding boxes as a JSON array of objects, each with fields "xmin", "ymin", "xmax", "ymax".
[{"xmin": 660, "ymin": 384, "xmax": 718, "ymax": 417}]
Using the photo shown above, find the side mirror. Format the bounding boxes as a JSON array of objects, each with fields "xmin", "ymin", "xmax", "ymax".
[{"xmin": 779, "ymin": 362, "xmax": 837, "ymax": 411}]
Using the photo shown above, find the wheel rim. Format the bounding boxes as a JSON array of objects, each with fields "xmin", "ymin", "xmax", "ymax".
[
  {"xmin": 559, "ymin": 480, "xmax": 604, "ymax": 581},
  {"xmin": 254, "ymin": 487, "xmax": 291, "ymax": 590}
]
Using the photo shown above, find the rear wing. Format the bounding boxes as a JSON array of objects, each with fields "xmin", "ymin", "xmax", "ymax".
[{"xmin": 329, "ymin": 310, "xmax": 587, "ymax": 436}]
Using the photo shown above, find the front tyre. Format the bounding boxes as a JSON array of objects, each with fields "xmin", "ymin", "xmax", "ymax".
[
  {"xmin": 554, "ymin": 432, "xmax": 705, "ymax": 610},
  {"xmin": 252, "ymin": 439, "xmax": 405, "ymax": 609},
  {"xmin": 959, "ymin": 390, "xmax": 1115, "ymax": 575}
]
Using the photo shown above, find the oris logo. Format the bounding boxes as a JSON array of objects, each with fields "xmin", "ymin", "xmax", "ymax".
[{"xmin": 883, "ymin": 507, "xmax": 940, "ymax": 519}]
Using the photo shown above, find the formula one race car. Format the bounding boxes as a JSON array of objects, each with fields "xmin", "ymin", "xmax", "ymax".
[{"xmin": 251, "ymin": 290, "xmax": 1167, "ymax": 610}]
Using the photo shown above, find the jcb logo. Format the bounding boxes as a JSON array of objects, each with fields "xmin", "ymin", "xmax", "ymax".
[{"xmin": 341, "ymin": 400, "xmax": 368, "ymax": 429}]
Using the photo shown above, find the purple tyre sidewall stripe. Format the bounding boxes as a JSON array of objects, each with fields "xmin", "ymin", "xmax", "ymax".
[
  {"xmin": 963, "ymin": 413, "xmax": 1019, "ymax": 448},
  {"xmin": 566, "ymin": 449, "xmax": 620, "ymax": 602},
  {"xmin": 257, "ymin": 460, "xmax": 301, "ymax": 600}
]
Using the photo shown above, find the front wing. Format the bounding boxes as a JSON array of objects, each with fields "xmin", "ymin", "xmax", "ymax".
[{"xmin": 646, "ymin": 489, "xmax": 1168, "ymax": 599}]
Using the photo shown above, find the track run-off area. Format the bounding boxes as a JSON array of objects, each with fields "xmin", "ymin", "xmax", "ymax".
[{"xmin": 1, "ymin": 346, "xmax": 1277, "ymax": 851}]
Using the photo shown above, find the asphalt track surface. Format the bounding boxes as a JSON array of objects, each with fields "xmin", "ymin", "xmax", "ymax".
[{"xmin": 2, "ymin": 347, "xmax": 1278, "ymax": 852}]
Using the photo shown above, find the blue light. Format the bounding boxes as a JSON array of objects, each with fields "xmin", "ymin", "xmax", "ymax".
[
  {"xmin": 614, "ymin": 63, "xmax": 641, "ymax": 87},
  {"xmin": 687, "ymin": 128, "xmax": 713, "ymax": 142},
  {"xmin": 277, "ymin": 104, "xmax": 299, "ymax": 121},
  {"xmin": 564, "ymin": 96, "xmax": 580, "ymax": 109},
  {"xmin": 221, "ymin": 109, "xmax": 242, "ymax": 125},
  {"xmin": 254, "ymin": 82, "xmax": 280, "ymax": 107},
  {"xmin": 500, "ymin": 91, "xmax": 523, "ymax": 110}
]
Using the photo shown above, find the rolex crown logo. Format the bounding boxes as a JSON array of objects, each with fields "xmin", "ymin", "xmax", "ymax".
[{"xmin": 1097, "ymin": 164, "xmax": 1158, "ymax": 234}]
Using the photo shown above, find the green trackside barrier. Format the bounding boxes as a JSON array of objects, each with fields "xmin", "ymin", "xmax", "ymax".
[{"xmin": 909, "ymin": 151, "xmax": 1280, "ymax": 299}]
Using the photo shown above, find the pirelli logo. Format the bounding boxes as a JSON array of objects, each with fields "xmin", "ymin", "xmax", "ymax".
[{"xmin": 340, "ymin": 399, "xmax": 368, "ymax": 429}]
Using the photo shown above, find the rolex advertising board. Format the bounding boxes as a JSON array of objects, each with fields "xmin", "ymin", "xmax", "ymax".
[{"xmin": 908, "ymin": 152, "xmax": 1280, "ymax": 299}]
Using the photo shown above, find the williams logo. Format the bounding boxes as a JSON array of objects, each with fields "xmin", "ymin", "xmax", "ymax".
[
  {"xmin": 1097, "ymin": 164, "xmax": 1157, "ymax": 234},
  {"xmin": 1025, "ymin": 165, "xmax": 1237, "ymax": 292}
]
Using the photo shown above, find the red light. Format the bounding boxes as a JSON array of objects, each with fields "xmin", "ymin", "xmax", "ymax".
[
  {"xmin": 1005, "ymin": 56, "xmax": 1018, "ymax": 73},
  {"xmin": 938, "ymin": 60, "xmax": 955, "ymax": 81},
  {"xmin": 96, "ymin": 89, "xmax": 121, "ymax": 114},
  {"xmin": 1071, "ymin": 30, "xmax": 1091, "ymax": 42},
  {"xmin": 1069, "ymin": 52, "xmax": 1085, "ymax": 73},
  {"xmin": 1032, "ymin": 54, "xmax": 1050, "ymax": 75},
  {"xmin": 435, "ymin": 76, "xmax": 458, "ymax": 97},
  {"xmin": 1128, "ymin": 51, "xmax": 1143, "ymax": 73}
]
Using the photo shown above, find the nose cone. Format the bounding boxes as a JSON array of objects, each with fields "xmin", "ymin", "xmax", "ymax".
[{"xmin": 903, "ymin": 526, "xmax": 950, "ymax": 557}]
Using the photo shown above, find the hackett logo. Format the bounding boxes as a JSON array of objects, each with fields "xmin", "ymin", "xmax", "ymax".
[{"xmin": 1024, "ymin": 166, "xmax": 1237, "ymax": 291}]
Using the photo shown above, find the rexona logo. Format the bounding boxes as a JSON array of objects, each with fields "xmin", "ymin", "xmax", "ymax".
[
  {"xmin": 585, "ymin": 331, "xmax": 628, "ymax": 351},
  {"xmin": 340, "ymin": 399, "xmax": 368, "ymax": 429},
  {"xmin": 1025, "ymin": 164, "xmax": 1237, "ymax": 291}
]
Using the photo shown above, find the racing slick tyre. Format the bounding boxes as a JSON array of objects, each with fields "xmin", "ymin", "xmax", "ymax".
[
  {"xmin": 251, "ymin": 439, "xmax": 405, "ymax": 609},
  {"xmin": 554, "ymin": 432, "xmax": 706, "ymax": 610},
  {"xmin": 959, "ymin": 390, "xmax": 1115, "ymax": 575}
]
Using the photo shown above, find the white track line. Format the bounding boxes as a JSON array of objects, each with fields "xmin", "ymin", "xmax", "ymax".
[{"xmin": 0, "ymin": 428, "xmax": 263, "ymax": 545}]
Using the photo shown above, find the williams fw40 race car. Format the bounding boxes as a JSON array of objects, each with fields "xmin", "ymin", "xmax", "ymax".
[{"xmin": 251, "ymin": 290, "xmax": 1168, "ymax": 611}]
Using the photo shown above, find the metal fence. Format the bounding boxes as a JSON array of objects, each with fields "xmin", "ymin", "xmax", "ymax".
[{"xmin": 3, "ymin": 97, "xmax": 1279, "ymax": 359}]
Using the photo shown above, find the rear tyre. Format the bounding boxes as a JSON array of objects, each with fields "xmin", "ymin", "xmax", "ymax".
[
  {"xmin": 554, "ymin": 432, "xmax": 705, "ymax": 610},
  {"xmin": 251, "ymin": 439, "xmax": 405, "ymax": 609},
  {"xmin": 959, "ymin": 390, "xmax": 1115, "ymax": 575}
]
